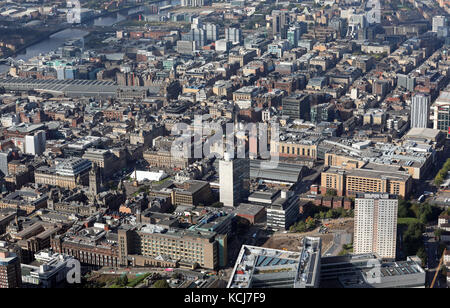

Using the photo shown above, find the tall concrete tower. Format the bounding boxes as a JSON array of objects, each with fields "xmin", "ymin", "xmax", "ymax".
[{"xmin": 219, "ymin": 153, "xmax": 250, "ymax": 207}]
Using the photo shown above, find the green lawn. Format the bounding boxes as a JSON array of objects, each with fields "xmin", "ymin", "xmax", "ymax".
[
  {"xmin": 108, "ymin": 273, "xmax": 151, "ymax": 288},
  {"xmin": 338, "ymin": 244, "xmax": 353, "ymax": 256},
  {"xmin": 397, "ymin": 217, "xmax": 419, "ymax": 226}
]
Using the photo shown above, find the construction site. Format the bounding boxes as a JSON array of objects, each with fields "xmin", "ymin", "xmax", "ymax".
[{"xmin": 262, "ymin": 218, "xmax": 354, "ymax": 257}]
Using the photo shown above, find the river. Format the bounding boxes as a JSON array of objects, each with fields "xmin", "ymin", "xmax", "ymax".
[{"xmin": 0, "ymin": 0, "xmax": 179, "ymax": 74}]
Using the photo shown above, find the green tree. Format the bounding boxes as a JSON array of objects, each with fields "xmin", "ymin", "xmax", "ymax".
[
  {"xmin": 115, "ymin": 274, "xmax": 128, "ymax": 287},
  {"xmin": 398, "ymin": 197, "xmax": 411, "ymax": 217},
  {"xmin": 152, "ymin": 279, "xmax": 170, "ymax": 288},
  {"xmin": 326, "ymin": 210, "xmax": 334, "ymax": 219},
  {"xmin": 403, "ymin": 222, "xmax": 425, "ymax": 256},
  {"xmin": 416, "ymin": 247, "xmax": 427, "ymax": 267},
  {"xmin": 325, "ymin": 189, "xmax": 337, "ymax": 197}
]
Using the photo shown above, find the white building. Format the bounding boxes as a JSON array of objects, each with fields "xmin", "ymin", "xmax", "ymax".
[
  {"xmin": 0, "ymin": 114, "xmax": 19, "ymax": 128},
  {"xmin": 215, "ymin": 39, "xmax": 231, "ymax": 53},
  {"xmin": 432, "ymin": 15, "xmax": 447, "ymax": 32},
  {"xmin": 225, "ymin": 27, "xmax": 242, "ymax": 44},
  {"xmin": 354, "ymin": 193, "xmax": 398, "ymax": 260},
  {"xmin": 181, "ymin": 0, "xmax": 210, "ymax": 7},
  {"xmin": 410, "ymin": 93, "xmax": 430, "ymax": 128},
  {"xmin": 431, "ymin": 90, "xmax": 450, "ymax": 137},
  {"xmin": 21, "ymin": 250, "xmax": 76, "ymax": 288},
  {"xmin": 132, "ymin": 170, "xmax": 168, "ymax": 182},
  {"xmin": 219, "ymin": 154, "xmax": 249, "ymax": 207},
  {"xmin": 24, "ymin": 130, "xmax": 46, "ymax": 156}
]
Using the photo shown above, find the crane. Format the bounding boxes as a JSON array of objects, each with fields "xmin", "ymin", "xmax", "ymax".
[{"xmin": 430, "ymin": 248, "xmax": 446, "ymax": 288}]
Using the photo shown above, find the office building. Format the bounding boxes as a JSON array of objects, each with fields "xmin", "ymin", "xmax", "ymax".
[
  {"xmin": 177, "ymin": 40, "xmax": 197, "ymax": 55},
  {"xmin": 182, "ymin": 28, "xmax": 207, "ymax": 47},
  {"xmin": 82, "ymin": 148, "xmax": 118, "ymax": 179},
  {"xmin": 397, "ymin": 74, "xmax": 415, "ymax": 91},
  {"xmin": 321, "ymin": 166, "xmax": 412, "ymax": 198},
  {"xmin": 21, "ymin": 250, "xmax": 76, "ymax": 288},
  {"xmin": 215, "ymin": 39, "xmax": 232, "ymax": 52},
  {"xmin": 181, "ymin": 0, "xmax": 210, "ymax": 6},
  {"xmin": 431, "ymin": 90, "xmax": 450, "ymax": 137},
  {"xmin": 272, "ymin": 10, "xmax": 289, "ymax": 39},
  {"xmin": 0, "ymin": 150, "xmax": 15, "ymax": 177},
  {"xmin": 266, "ymin": 191, "xmax": 300, "ymax": 231},
  {"xmin": 321, "ymin": 254, "xmax": 425, "ymax": 288},
  {"xmin": 219, "ymin": 154, "xmax": 250, "ymax": 207},
  {"xmin": 24, "ymin": 130, "xmax": 46, "ymax": 156},
  {"xmin": 118, "ymin": 224, "xmax": 227, "ymax": 270},
  {"xmin": 227, "ymin": 237, "xmax": 321, "ymax": 288},
  {"xmin": 287, "ymin": 26, "xmax": 300, "ymax": 48},
  {"xmin": 432, "ymin": 15, "xmax": 447, "ymax": 32},
  {"xmin": 282, "ymin": 94, "xmax": 311, "ymax": 120},
  {"xmin": 411, "ymin": 93, "xmax": 430, "ymax": 128},
  {"xmin": 205, "ymin": 23, "xmax": 218, "ymax": 42},
  {"xmin": 0, "ymin": 250, "xmax": 22, "ymax": 288},
  {"xmin": 51, "ymin": 225, "xmax": 120, "ymax": 268},
  {"xmin": 354, "ymin": 193, "xmax": 398, "ymax": 260},
  {"xmin": 34, "ymin": 157, "xmax": 92, "ymax": 189},
  {"xmin": 225, "ymin": 27, "xmax": 242, "ymax": 44}
]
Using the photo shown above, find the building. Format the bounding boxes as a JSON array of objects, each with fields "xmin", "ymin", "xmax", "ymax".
[
  {"xmin": 0, "ymin": 250, "xmax": 22, "ymax": 288},
  {"xmin": 11, "ymin": 221, "xmax": 61, "ymax": 263},
  {"xmin": 21, "ymin": 250, "xmax": 75, "ymax": 288},
  {"xmin": 354, "ymin": 193, "xmax": 398, "ymax": 260},
  {"xmin": 225, "ymin": 27, "xmax": 242, "ymax": 44},
  {"xmin": 82, "ymin": 148, "xmax": 118, "ymax": 179},
  {"xmin": 282, "ymin": 94, "xmax": 311, "ymax": 120},
  {"xmin": 271, "ymin": 136, "xmax": 319, "ymax": 161},
  {"xmin": 227, "ymin": 237, "xmax": 321, "ymax": 288},
  {"xmin": 183, "ymin": 28, "xmax": 207, "ymax": 47},
  {"xmin": 321, "ymin": 167, "xmax": 412, "ymax": 198},
  {"xmin": 181, "ymin": 0, "xmax": 210, "ymax": 6},
  {"xmin": 66, "ymin": 8, "xmax": 94, "ymax": 24},
  {"xmin": 150, "ymin": 180, "xmax": 213, "ymax": 207},
  {"xmin": 272, "ymin": 10, "xmax": 289, "ymax": 39},
  {"xmin": 411, "ymin": 93, "xmax": 430, "ymax": 128},
  {"xmin": 0, "ymin": 190, "xmax": 48, "ymax": 215},
  {"xmin": 205, "ymin": 23, "xmax": 218, "ymax": 42},
  {"xmin": 215, "ymin": 39, "xmax": 232, "ymax": 52},
  {"xmin": 88, "ymin": 163, "xmax": 101, "ymax": 196},
  {"xmin": 177, "ymin": 40, "xmax": 196, "ymax": 55},
  {"xmin": 34, "ymin": 158, "xmax": 92, "ymax": 189},
  {"xmin": 431, "ymin": 90, "xmax": 450, "ymax": 137},
  {"xmin": 24, "ymin": 130, "xmax": 46, "ymax": 156},
  {"xmin": 219, "ymin": 155, "xmax": 249, "ymax": 207},
  {"xmin": 432, "ymin": 15, "xmax": 447, "ymax": 32},
  {"xmin": 320, "ymin": 254, "xmax": 425, "ymax": 288},
  {"xmin": 397, "ymin": 74, "xmax": 415, "ymax": 91},
  {"xmin": 0, "ymin": 149, "xmax": 16, "ymax": 177},
  {"xmin": 233, "ymin": 203, "xmax": 266, "ymax": 224},
  {"xmin": 51, "ymin": 227, "xmax": 119, "ymax": 268},
  {"xmin": 266, "ymin": 191, "xmax": 299, "ymax": 231},
  {"xmin": 118, "ymin": 224, "xmax": 226, "ymax": 270},
  {"xmin": 250, "ymin": 160, "xmax": 306, "ymax": 184}
]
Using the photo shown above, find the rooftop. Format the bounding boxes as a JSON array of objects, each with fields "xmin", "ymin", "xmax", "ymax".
[{"xmin": 227, "ymin": 237, "xmax": 321, "ymax": 288}]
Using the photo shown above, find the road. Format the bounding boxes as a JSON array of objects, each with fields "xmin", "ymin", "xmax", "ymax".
[
  {"xmin": 423, "ymin": 226, "xmax": 447, "ymax": 288},
  {"xmin": 324, "ymin": 230, "xmax": 352, "ymax": 256}
]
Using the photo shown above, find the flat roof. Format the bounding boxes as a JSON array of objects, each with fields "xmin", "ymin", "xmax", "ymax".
[{"xmin": 227, "ymin": 237, "xmax": 321, "ymax": 288}]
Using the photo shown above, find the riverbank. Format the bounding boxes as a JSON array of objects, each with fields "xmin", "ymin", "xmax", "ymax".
[{"xmin": 1, "ymin": 25, "xmax": 68, "ymax": 61}]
